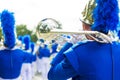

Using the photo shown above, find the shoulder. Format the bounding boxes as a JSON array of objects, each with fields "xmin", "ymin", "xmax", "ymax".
[
  {"xmin": 71, "ymin": 40, "xmax": 88, "ymax": 49},
  {"xmin": 64, "ymin": 41, "xmax": 98, "ymax": 59}
]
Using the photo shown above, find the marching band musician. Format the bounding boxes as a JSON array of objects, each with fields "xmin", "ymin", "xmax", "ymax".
[
  {"xmin": 0, "ymin": 10, "xmax": 32, "ymax": 80},
  {"xmin": 30, "ymin": 42, "xmax": 37, "ymax": 78},
  {"xmin": 37, "ymin": 40, "xmax": 51, "ymax": 80},
  {"xmin": 50, "ymin": 39, "xmax": 58, "ymax": 58},
  {"xmin": 36, "ymin": 38, "xmax": 45, "ymax": 74},
  {"xmin": 48, "ymin": 0, "xmax": 120, "ymax": 80},
  {"xmin": 21, "ymin": 35, "xmax": 33, "ymax": 80}
]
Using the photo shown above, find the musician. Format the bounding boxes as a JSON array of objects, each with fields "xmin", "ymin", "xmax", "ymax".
[
  {"xmin": 30, "ymin": 42, "xmax": 37, "ymax": 77},
  {"xmin": 0, "ymin": 10, "xmax": 32, "ymax": 80},
  {"xmin": 40, "ymin": 43, "xmax": 51, "ymax": 80},
  {"xmin": 50, "ymin": 39, "xmax": 58, "ymax": 57},
  {"xmin": 21, "ymin": 35, "xmax": 33, "ymax": 80},
  {"xmin": 48, "ymin": 0, "xmax": 120, "ymax": 80},
  {"xmin": 36, "ymin": 38, "xmax": 45, "ymax": 73}
]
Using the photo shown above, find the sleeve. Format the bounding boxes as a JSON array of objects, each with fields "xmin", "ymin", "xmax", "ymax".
[
  {"xmin": 51, "ymin": 42, "xmax": 73, "ymax": 66},
  {"xmin": 64, "ymin": 48, "xmax": 80, "ymax": 73},
  {"xmin": 48, "ymin": 57, "xmax": 77, "ymax": 80},
  {"xmin": 33, "ymin": 54, "xmax": 37, "ymax": 61},
  {"xmin": 38, "ymin": 48, "xmax": 43, "ymax": 59},
  {"xmin": 23, "ymin": 52, "xmax": 33, "ymax": 63}
]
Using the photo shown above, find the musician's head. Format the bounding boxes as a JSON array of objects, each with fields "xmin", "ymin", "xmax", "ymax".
[{"xmin": 80, "ymin": 0, "xmax": 119, "ymax": 34}]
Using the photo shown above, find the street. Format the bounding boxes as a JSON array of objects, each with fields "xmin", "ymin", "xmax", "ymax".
[{"xmin": 32, "ymin": 72, "xmax": 43, "ymax": 80}]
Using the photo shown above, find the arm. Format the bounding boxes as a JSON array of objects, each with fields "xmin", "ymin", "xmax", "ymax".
[
  {"xmin": 51, "ymin": 42, "xmax": 73, "ymax": 66},
  {"xmin": 48, "ymin": 57, "xmax": 77, "ymax": 80}
]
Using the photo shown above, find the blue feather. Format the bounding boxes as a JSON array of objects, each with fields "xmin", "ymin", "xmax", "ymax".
[
  {"xmin": 39, "ymin": 39, "xmax": 44, "ymax": 43},
  {"xmin": 18, "ymin": 35, "xmax": 23, "ymax": 41},
  {"xmin": 1, "ymin": 10, "xmax": 16, "ymax": 49},
  {"xmin": 23, "ymin": 35, "xmax": 31, "ymax": 50},
  {"xmin": 52, "ymin": 40, "xmax": 55, "ymax": 43},
  {"xmin": 118, "ymin": 30, "xmax": 120, "ymax": 39},
  {"xmin": 30, "ymin": 42, "xmax": 35, "ymax": 53},
  {"xmin": 92, "ymin": 0, "xmax": 119, "ymax": 34}
]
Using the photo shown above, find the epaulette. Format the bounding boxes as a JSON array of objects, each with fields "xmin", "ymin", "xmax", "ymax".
[{"xmin": 72, "ymin": 40, "xmax": 88, "ymax": 49}]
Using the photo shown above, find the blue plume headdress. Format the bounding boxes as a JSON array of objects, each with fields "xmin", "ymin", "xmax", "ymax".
[
  {"xmin": 92, "ymin": 0, "xmax": 119, "ymax": 34},
  {"xmin": 23, "ymin": 35, "xmax": 31, "ymax": 50},
  {"xmin": 30, "ymin": 42, "xmax": 35, "ymax": 53},
  {"xmin": 18, "ymin": 35, "xmax": 23, "ymax": 41},
  {"xmin": 39, "ymin": 38, "xmax": 44, "ymax": 43},
  {"xmin": 52, "ymin": 39, "xmax": 55, "ymax": 43},
  {"xmin": 1, "ymin": 10, "xmax": 16, "ymax": 49}
]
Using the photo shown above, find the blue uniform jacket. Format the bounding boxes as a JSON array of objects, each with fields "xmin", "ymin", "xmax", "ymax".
[
  {"xmin": 51, "ymin": 43, "xmax": 58, "ymax": 54},
  {"xmin": 38, "ymin": 46, "xmax": 50, "ymax": 59},
  {"xmin": 23, "ymin": 51, "xmax": 33, "ymax": 63},
  {"xmin": 51, "ymin": 42, "xmax": 73, "ymax": 66},
  {"xmin": 48, "ymin": 41, "xmax": 120, "ymax": 80},
  {"xmin": 0, "ymin": 48, "xmax": 31, "ymax": 79},
  {"xmin": 32, "ymin": 54, "xmax": 37, "ymax": 62}
]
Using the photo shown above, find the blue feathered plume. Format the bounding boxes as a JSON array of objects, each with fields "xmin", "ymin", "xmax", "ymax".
[
  {"xmin": 1, "ymin": 10, "xmax": 16, "ymax": 49},
  {"xmin": 39, "ymin": 39, "xmax": 44, "ymax": 43},
  {"xmin": 23, "ymin": 35, "xmax": 31, "ymax": 50},
  {"xmin": 118, "ymin": 30, "xmax": 120, "ymax": 39},
  {"xmin": 92, "ymin": 0, "xmax": 119, "ymax": 34},
  {"xmin": 30, "ymin": 42, "xmax": 35, "ymax": 53},
  {"xmin": 52, "ymin": 40, "xmax": 55, "ymax": 43},
  {"xmin": 18, "ymin": 35, "xmax": 23, "ymax": 41}
]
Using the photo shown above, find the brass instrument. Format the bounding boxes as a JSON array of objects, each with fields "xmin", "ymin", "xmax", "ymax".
[
  {"xmin": 35, "ymin": 18, "xmax": 118, "ymax": 44},
  {"xmin": 50, "ymin": 30, "xmax": 113, "ymax": 44},
  {"xmin": 36, "ymin": 29, "xmax": 119, "ymax": 45}
]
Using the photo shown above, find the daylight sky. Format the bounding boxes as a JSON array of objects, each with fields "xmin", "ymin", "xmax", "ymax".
[
  {"xmin": 0, "ymin": 0, "xmax": 89, "ymax": 31},
  {"xmin": 1, "ymin": 1, "xmax": 120, "ymax": 78}
]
